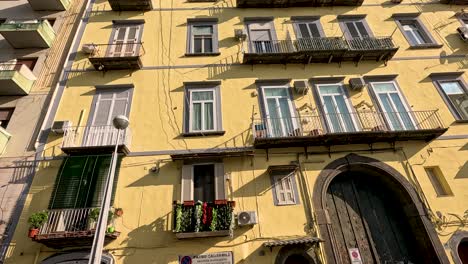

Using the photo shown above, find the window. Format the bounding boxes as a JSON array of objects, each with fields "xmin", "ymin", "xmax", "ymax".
[
  {"xmin": 339, "ymin": 17, "xmax": 371, "ymax": 39},
  {"xmin": 431, "ymin": 75, "xmax": 468, "ymax": 121},
  {"xmin": 245, "ymin": 19, "xmax": 276, "ymax": 53},
  {"xmin": 181, "ymin": 163, "xmax": 225, "ymax": 202},
  {"xmin": 0, "ymin": 108, "xmax": 14, "ymax": 129},
  {"xmin": 369, "ymin": 80, "xmax": 415, "ymax": 131},
  {"xmin": 293, "ymin": 18, "xmax": 323, "ymax": 39},
  {"xmin": 269, "ymin": 167, "xmax": 300, "ymax": 206},
  {"xmin": 187, "ymin": 19, "xmax": 218, "ymax": 55},
  {"xmin": 193, "ymin": 164, "xmax": 215, "ymax": 202},
  {"xmin": 424, "ymin": 167, "xmax": 453, "ymax": 196},
  {"xmin": 49, "ymin": 155, "xmax": 121, "ymax": 209},
  {"xmin": 108, "ymin": 21, "xmax": 143, "ymax": 57},
  {"xmin": 259, "ymin": 85, "xmax": 297, "ymax": 137},
  {"xmin": 394, "ymin": 16, "xmax": 440, "ymax": 48},
  {"xmin": 183, "ymin": 82, "xmax": 223, "ymax": 135}
]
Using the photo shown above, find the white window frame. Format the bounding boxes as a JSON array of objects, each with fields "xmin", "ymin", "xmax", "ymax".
[
  {"xmin": 261, "ymin": 85, "xmax": 298, "ymax": 137},
  {"xmin": 191, "ymin": 25, "xmax": 214, "ymax": 54},
  {"xmin": 181, "ymin": 163, "xmax": 225, "ymax": 202},
  {"xmin": 273, "ymin": 173, "xmax": 297, "ymax": 205},
  {"xmin": 370, "ymin": 81, "xmax": 416, "ymax": 130},
  {"xmin": 401, "ymin": 22, "xmax": 427, "ymax": 45},
  {"xmin": 189, "ymin": 88, "xmax": 217, "ymax": 132},
  {"xmin": 316, "ymin": 83, "xmax": 359, "ymax": 133},
  {"xmin": 437, "ymin": 79, "xmax": 468, "ymax": 120}
]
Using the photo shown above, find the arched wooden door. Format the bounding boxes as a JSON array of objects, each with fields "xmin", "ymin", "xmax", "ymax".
[
  {"xmin": 326, "ymin": 172, "xmax": 440, "ymax": 264},
  {"xmin": 458, "ymin": 240, "xmax": 468, "ymax": 264}
]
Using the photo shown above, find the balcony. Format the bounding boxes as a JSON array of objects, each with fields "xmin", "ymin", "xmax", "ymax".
[
  {"xmin": 61, "ymin": 125, "xmax": 131, "ymax": 155},
  {"xmin": 295, "ymin": 37, "xmax": 348, "ymax": 63},
  {"xmin": 343, "ymin": 36, "xmax": 399, "ymax": 64},
  {"xmin": 0, "ymin": 64, "xmax": 36, "ymax": 95},
  {"xmin": 88, "ymin": 43, "xmax": 144, "ymax": 71},
  {"xmin": 32, "ymin": 208, "xmax": 119, "ymax": 249},
  {"xmin": 0, "ymin": 127, "xmax": 12, "ymax": 155},
  {"xmin": 236, "ymin": 0, "xmax": 363, "ymax": 7},
  {"xmin": 243, "ymin": 40, "xmax": 302, "ymax": 64},
  {"xmin": 173, "ymin": 200, "xmax": 235, "ymax": 239},
  {"xmin": 243, "ymin": 37, "xmax": 398, "ymax": 65},
  {"xmin": 252, "ymin": 110, "xmax": 447, "ymax": 148},
  {"xmin": 27, "ymin": 0, "xmax": 70, "ymax": 11},
  {"xmin": 0, "ymin": 20, "xmax": 55, "ymax": 48},
  {"xmin": 108, "ymin": 0, "xmax": 153, "ymax": 11}
]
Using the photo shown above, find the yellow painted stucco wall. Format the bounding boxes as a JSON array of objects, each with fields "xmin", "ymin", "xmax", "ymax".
[{"xmin": 5, "ymin": 0, "xmax": 468, "ymax": 263}]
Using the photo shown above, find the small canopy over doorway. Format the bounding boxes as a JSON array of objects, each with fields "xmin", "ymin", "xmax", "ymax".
[{"xmin": 313, "ymin": 154, "xmax": 449, "ymax": 264}]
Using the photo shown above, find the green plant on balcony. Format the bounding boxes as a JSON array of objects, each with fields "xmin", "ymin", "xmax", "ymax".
[
  {"xmin": 173, "ymin": 200, "xmax": 234, "ymax": 233},
  {"xmin": 27, "ymin": 211, "xmax": 48, "ymax": 238},
  {"xmin": 88, "ymin": 208, "xmax": 115, "ymax": 225}
]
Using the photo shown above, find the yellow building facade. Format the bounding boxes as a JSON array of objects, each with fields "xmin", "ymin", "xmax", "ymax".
[{"xmin": 4, "ymin": 0, "xmax": 468, "ymax": 263}]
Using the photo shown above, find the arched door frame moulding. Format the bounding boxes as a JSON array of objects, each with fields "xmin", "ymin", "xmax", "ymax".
[
  {"xmin": 312, "ymin": 153, "xmax": 449, "ymax": 264},
  {"xmin": 447, "ymin": 230, "xmax": 468, "ymax": 264}
]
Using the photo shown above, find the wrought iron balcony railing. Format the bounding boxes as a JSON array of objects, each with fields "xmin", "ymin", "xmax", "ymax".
[
  {"xmin": 88, "ymin": 43, "xmax": 144, "ymax": 70},
  {"xmin": 62, "ymin": 125, "xmax": 131, "ymax": 154},
  {"xmin": 243, "ymin": 36, "xmax": 398, "ymax": 64},
  {"xmin": 173, "ymin": 200, "xmax": 235, "ymax": 239},
  {"xmin": 33, "ymin": 208, "xmax": 119, "ymax": 248},
  {"xmin": 252, "ymin": 110, "xmax": 446, "ymax": 147},
  {"xmin": 346, "ymin": 36, "xmax": 397, "ymax": 51}
]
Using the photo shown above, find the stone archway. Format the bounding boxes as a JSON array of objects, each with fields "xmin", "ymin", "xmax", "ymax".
[
  {"xmin": 275, "ymin": 244, "xmax": 317, "ymax": 264},
  {"xmin": 312, "ymin": 154, "xmax": 449, "ymax": 264},
  {"xmin": 448, "ymin": 230, "xmax": 468, "ymax": 264}
]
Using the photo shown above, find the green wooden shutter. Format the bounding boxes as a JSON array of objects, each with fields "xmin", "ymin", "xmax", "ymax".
[
  {"xmin": 49, "ymin": 157, "xmax": 90, "ymax": 209},
  {"xmin": 49, "ymin": 155, "xmax": 122, "ymax": 209}
]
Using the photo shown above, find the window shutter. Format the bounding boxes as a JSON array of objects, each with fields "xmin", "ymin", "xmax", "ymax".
[
  {"xmin": 270, "ymin": 171, "xmax": 300, "ymax": 206},
  {"xmin": 181, "ymin": 165, "xmax": 193, "ymax": 201},
  {"xmin": 356, "ymin": 21, "xmax": 369, "ymax": 37},
  {"xmin": 298, "ymin": 24, "xmax": 311, "ymax": 38},
  {"xmin": 346, "ymin": 22, "xmax": 360, "ymax": 38},
  {"xmin": 214, "ymin": 163, "xmax": 226, "ymax": 200},
  {"xmin": 183, "ymin": 88, "xmax": 191, "ymax": 133},
  {"xmin": 308, "ymin": 23, "xmax": 321, "ymax": 38},
  {"xmin": 49, "ymin": 157, "xmax": 89, "ymax": 209},
  {"xmin": 215, "ymin": 86, "xmax": 222, "ymax": 131}
]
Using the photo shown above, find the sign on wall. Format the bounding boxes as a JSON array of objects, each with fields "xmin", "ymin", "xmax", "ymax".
[
  {"xmin": 348, "ymin": 248, "xmax": 363, "ymax": 264},
  {"xmin": 179, "ymin": 251, "xmax": 233, "ymax": 264}
]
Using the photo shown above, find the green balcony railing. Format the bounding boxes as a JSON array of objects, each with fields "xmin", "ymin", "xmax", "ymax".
[
  {"xmin": 28, "ymin": 0, "xmax": 70, "ymax": 11},
  {"xmin": 0, "ymin": 20, "xmax": 56, "ymax": 48},
  {"xmin": 0, "ymin": 64, "xmax": 36, "ymax": 95},
  {"xmin": 173, "ymin": 200, "xmax": 235, "ymax": 238}
]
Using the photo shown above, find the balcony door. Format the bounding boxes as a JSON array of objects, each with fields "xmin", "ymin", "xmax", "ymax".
[
  {"xmin": 343, "ymin": 19, "xmax": 370, "ymax": 39},
  {"xmin": 317, "ymin": 84, "xmax": 357, "ymax": 133},
  {"xmin": 247, "ymin": 21, "xmax": 276, "ymax": 53},
  {"xmin": 261, "ymin": 86, "xmax": 297, "ymax": 138},
  {"xmin": 107, "ymin": 24, "xmax": 142, "ymax": 57},
  {"xmin": 84, "ymin": 88, "xmax": 132, "ymax": 147},
  {"xmin": 371, "ymin": 82, "xmax": 415, "ymax": 131}
]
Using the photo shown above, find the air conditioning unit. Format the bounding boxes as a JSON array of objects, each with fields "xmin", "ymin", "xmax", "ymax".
[
  {"xmin": 82, "ymin": 43, "xmax": 97, "ymax": 54},
  {"xmin": 51, "ymin": 121, "xmax": 71, "ymax": 134},
  {"xmin": 234, "ymin": 29, "xmax": 247, "ymax": 41},
  {"xmin": 349, "ymin": 77, "xmax": 366, "ymax": 91},
  {"xmin": 237, "ymin": 211, "xmax": 257, "ymax": 226},
  {"xmin": 457, "ymin": 26, "xmax": 468, "ymax": 42},
  {"xmin": 294, "ymin": 80, "xmax": 309, "ymax": 94}
]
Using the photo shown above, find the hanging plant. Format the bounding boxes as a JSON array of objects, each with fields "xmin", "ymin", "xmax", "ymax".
[
  {"xmin": 216, "ymin": 203, "xmax": 233, "ymax": 230},
  {"xmin": 194, "ymin": 201, "xmax": 203, "ymax": 232},
  {"xmin": 180, "ymin": 205, "xmax": 193, "ymax": 232},
  {"xmin": 210, "ymin": 207, "xmax": 218, "ymax": 231}
]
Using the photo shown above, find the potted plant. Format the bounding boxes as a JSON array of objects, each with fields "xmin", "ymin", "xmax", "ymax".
[
  {"xmin": 27, "ymin": 211, "xmax": 48, "ymax": 238},
  {"xmin": 114, "ymin": 208, "xmax": 123, "ymax": 217},
  {"xmin": 88, "ymin": 208, "xmax": 115, "ymax": 230}
]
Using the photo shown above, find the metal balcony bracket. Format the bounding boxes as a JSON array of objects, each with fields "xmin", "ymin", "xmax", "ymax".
[
  {"xmin": 266, "ymin": 148, "xmax": 269, "ymax": 161},
  {"xmin": 304, "ymin": 146, "xmax": 308, "ymax": 159},
  {"xmin": 328, "ymin": 55, "xmax": 334, "ymax": 64},
  {"xmin": 355, "ymin": 55, "xmax": 364, "ymax": 67}
]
